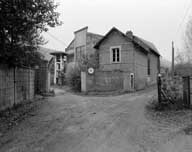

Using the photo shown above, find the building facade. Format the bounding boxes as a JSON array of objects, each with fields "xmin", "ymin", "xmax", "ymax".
[
  {"xmin": 66, "ymin": 27, "xmax": 160, "ymax": 92},
  {"xmin": 65, "ymin": 26, "xmax": 103, "ymax": 70},
  {"xmin": 50, "ymin": 51, "xmax": 67, "ymax": 85}
]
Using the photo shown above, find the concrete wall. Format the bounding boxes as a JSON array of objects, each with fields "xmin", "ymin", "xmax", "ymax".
[
  {"xmin": 35, "ymin": 61, "xmax": 50, "ymax": 93},
  {"xmin": 98, "ymin": 30, "xmax": 134, "ymax": 72},
  {"xmin": 81, "ymin": 71, "xmax": 134, "ymax": 92},
  {"xmin": 0, "ymin": 65, "xmax": 35, "ymax": 111},
  {"xmin": 84, "ymin": 71, "xmax": 124, "ymax": 92}
]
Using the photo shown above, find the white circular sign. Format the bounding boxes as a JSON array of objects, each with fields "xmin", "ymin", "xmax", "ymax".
[{"xmin": 88, "ymin": 67, "xmax": 94, "ymax": 74}]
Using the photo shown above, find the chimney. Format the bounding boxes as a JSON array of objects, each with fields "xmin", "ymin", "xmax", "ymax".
[{"xmin": 126, "ymin": 31, "xmax": 133, "ymax": 39}]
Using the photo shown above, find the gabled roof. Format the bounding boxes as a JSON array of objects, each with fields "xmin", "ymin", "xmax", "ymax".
[
  {"xmin": 134, "ymin": 36, "xmax": 160, "ymax": 56},
  {"xmin": 94, "ymin": 27, "xmax": 160, "ymax": 56},
  {"xmin": 65, "ymin": 32, "xmax": 103, "ymax": 52},
  {"xmin": 37, "ymin": 47, "xmax": 54, "ymax": 61},
  {"xmin": 87, "ymin": 32, "xmax": 103, "ymax": 39},
  {"xmin": 65, "ymin": 39, "xmax": 74, "ymax": 51},
  {"xmin": 37, "ymin": 47, "xmax": 66, "ymax": 61}
]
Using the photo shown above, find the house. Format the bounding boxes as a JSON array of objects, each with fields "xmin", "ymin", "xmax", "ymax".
[
  {"xmin": 65, "ymin": 26, "xmax": 103, "ymax": 70},
  {"xmin": 50, "ymin": 51, "xmax": 67, "ymax": 85},
  {"xmin": 66, "ymin": 27, "xmax": 160, "ymax": 91},
  {"xmin": 36, "ymin": 47, "xmax": 54, "ymax": 93},
  {"xmin": 36, "ymin": 47, "xmax": 67, "ymax": 93}
]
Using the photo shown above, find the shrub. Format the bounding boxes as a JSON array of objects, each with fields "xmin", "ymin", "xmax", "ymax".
[
  {"xmin": 66, "ymin": 64, "xmax": 81, "ymax": 91},
  {"xmin": 146, "ymin": 96, "xmax": 186, "ymax": 112}
]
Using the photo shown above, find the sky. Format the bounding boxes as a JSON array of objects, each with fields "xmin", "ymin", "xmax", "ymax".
[{"xmin": 43, "ymin": 0, "xmax": 192, "ymax": 61}]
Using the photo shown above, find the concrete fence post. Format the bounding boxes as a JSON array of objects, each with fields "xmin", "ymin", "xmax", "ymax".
[{"xmin": 81, "ymin": 72, "xmax": 87, "ymax": 92}]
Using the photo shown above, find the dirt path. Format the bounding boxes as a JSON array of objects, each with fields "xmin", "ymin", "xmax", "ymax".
[{"xmin": 0, "ymin": 87, "xmax": 192, "ymax": 152}]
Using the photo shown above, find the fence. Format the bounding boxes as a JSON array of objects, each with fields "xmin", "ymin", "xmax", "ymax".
[
  {"xmin": 35, "ymin": 61, "xmax": 50, "ymax": 94},
  {"xmin": 0, "ymin": 65, "xmax": 35, "ymax": 111},
  {"xmin": 157, "ymin": 75, "xmax": 192, "ymax": 108}
]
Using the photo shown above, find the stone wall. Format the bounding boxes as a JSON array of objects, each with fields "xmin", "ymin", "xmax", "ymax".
[{"xmin": 0, "ymin": 65, "xmax": 35, "ymax": 111}]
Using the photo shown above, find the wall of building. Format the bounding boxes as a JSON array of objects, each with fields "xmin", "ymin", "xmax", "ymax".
[
  {"xmin": 86, "ymin": 33, "xmax": 101, "ymax": 57},
  {"xmin": 81, "ymin": 70, "xmax": 135, "ymax": 92},
  {"xmin": 134, "ymin": 45, "xmax": 148, "ymax": 90},
  {"xmin": 0, "ymin": 65, "xmax": 35, "ymax": 111},
  {"xmin": 149, "ymin": 52, "xmax": 159, "ymax": 84},
  {"xmin": 98, "ymin": 30, "xmax": 134, "ymax": 72},
  {"xmin": 83, "ymin": 70, "xmax": 124, "ymax": 92}
]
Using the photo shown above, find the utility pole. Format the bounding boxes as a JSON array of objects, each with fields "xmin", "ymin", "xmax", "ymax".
[{"xmin": 172, "ymin": 41, "xmax": 175, "ymax": 77}]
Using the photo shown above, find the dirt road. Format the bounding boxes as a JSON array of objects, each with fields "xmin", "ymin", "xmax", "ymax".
[{"xmin": 0, "ymin": 87, "xmax": 192, "ymax": 152}]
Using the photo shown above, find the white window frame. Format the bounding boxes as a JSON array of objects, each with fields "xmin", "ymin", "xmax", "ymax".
[{"xmin": 110, "ymin": 46, "xmax": 121, "ymax": 63}]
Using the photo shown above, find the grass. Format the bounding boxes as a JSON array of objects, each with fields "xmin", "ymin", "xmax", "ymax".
[{"xmin": 145, "ymin": 96, "xmax": 192, "ymax": 130}]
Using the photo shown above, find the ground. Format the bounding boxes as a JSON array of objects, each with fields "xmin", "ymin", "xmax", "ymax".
[{"xmin": 0, "ymin": 87, "xmax": 192, "ymax": 152}]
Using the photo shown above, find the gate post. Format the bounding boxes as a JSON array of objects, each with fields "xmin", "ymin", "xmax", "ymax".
[
  {"xmin": 157, "ymin": 74, "xmax": 162, "ymax": 104},
  {"xmin": 81, "ymin": 72, "xmax": 87, "ymax": 92}
]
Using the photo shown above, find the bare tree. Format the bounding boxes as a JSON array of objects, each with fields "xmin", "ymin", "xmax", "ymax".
[{"xmin": 183, "ymin": 17, "xmax": 192, "ymax": 63}]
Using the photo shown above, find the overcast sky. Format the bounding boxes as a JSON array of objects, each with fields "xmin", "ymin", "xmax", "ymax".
[{"xmin": 43, "ymin": 0, "xmax": 192, "ymax": 61}]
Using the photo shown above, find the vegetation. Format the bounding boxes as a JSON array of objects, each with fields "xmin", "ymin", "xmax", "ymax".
[
  {"xmin": 0, "ymin": 0, "xmax": 62, "ymax": 67},
  {"xmin": 78, "ymin": 53, "xmax": 99, "ymax": 71},
  {"xmin": 66, "ymin": 53, "xmax": 98, "ymax": 92},
  {"xmin": 147, "ymin": 97, "xmax": 185, "ymax": 111},
  {"xmin": 66, "ymin": 65, "xmax": 81, "ymax": 92}
]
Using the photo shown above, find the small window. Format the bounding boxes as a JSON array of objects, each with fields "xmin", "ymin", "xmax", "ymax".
[
  {"xmin": 147, "ymin": 58, "xmax": 150, "ymax": 75},
  {"xmin": 111, "ymin": 46, "xmax": 121, "ymax": 63}
]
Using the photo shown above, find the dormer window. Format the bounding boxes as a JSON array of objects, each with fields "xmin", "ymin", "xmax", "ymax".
[{"xmin": 110, "ymin": 46, "xmax": 121, "ymax": 63}]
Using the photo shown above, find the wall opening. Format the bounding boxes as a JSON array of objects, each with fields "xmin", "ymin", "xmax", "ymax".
[{"xmin": 130, "ymin": 73, "xmax": 134, "ymax": 89}]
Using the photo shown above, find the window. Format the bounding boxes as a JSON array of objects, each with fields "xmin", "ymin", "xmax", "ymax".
[
  {"xmin": 76, "ymin": 45, "xmax": 85, "ymax": 61},
  {"xmin": 110, "ymin": 46, "xmax": 121, "ymax": 63},
  {"xmin": 147, "ymin": 57, "xmax": 150, "ymax": 75}
]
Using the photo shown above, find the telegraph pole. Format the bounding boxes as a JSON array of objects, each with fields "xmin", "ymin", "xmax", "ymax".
[{"xmin": 172, "ymin": 41, "xmax": 175, "ymax": 77}]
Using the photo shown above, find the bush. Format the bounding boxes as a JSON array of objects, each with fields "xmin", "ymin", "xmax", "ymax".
[
  {"xmin": 66, "ymin": 65, "xmax": 81, "ymax": 91},
  {"xmin": 146, "ymin": 96, "xmax": 186, "ymax": 112}
]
